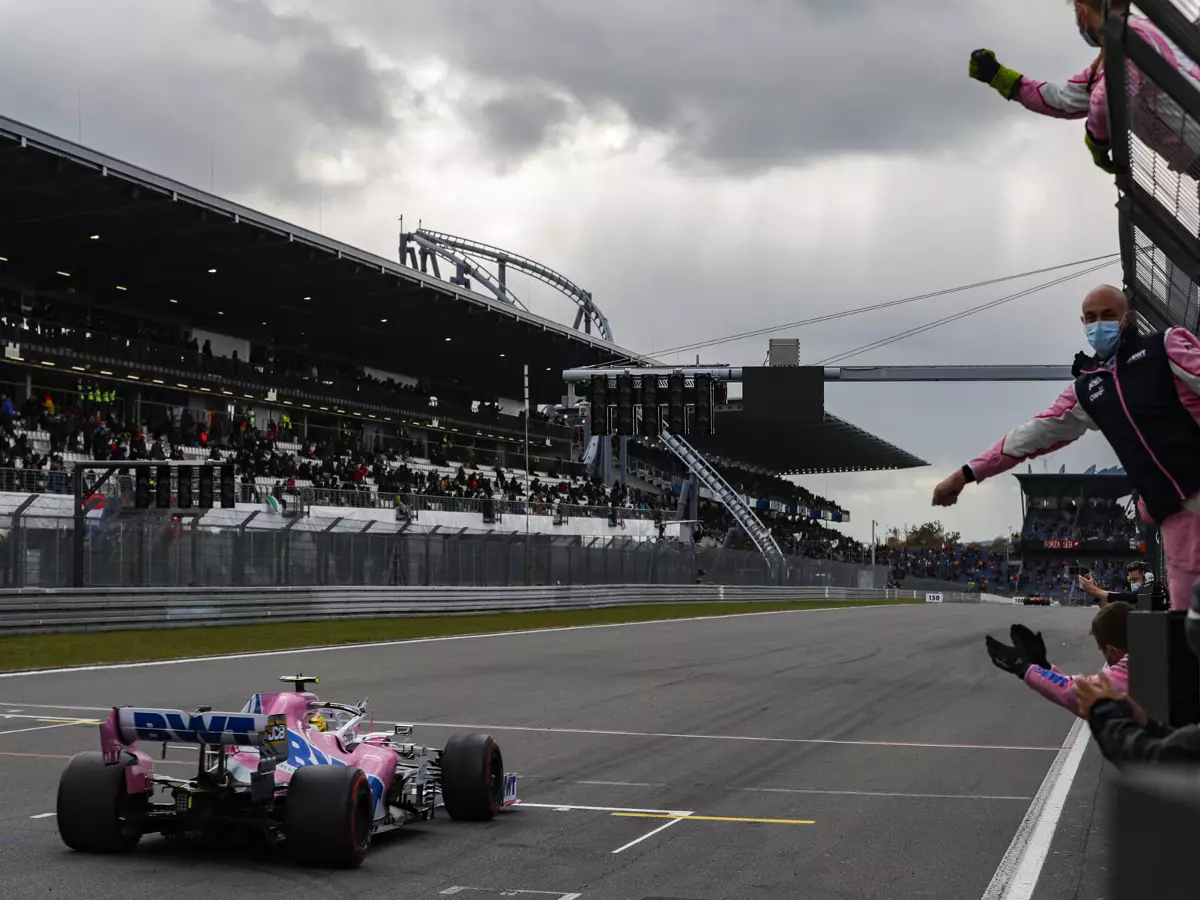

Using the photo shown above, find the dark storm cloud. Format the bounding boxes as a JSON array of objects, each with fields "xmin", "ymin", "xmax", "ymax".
[
  {"xmin": 0, "ymin": 0, "xmax": 400, "ymax": 203},
  {"xmin": 212, "ymin": 0, "xmax": 395, "ymax": 132},
  {"xmin": 331, "ymin": 0, "xmax": 1079, "ymax": 173},
  {"xmin": 476, "ymin": 89, "xmax": 571, "ymax": 161}
]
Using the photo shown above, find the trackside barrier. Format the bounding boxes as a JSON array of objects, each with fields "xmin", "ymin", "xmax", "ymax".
[{"xmin": 0, "ymin": 585, "xmax": 980, "ymax": 635}]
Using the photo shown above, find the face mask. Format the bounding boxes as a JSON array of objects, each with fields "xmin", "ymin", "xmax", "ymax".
[
  {"xmin": 1086, "ymin": 321, "xmax": 1121, "ymax": 358},
  {"xmin": 1130, "ymin": 582, "xmax": 1141, "ymax": 593},
  {"xmin": 1080, "ymin": 25, "xmax": 1101, "ymax": 47}
]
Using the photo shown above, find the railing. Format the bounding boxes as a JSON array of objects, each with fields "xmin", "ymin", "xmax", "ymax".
[{"xmin": 0, "ymin": 583, "xmax": 963, "ymax": 635}]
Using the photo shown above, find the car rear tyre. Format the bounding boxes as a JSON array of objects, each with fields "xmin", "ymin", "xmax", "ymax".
[
  {"xmin": 285, "ymin": 765, "xmax": 374, "ymax": 868},
  {"xmin": 56, "ymin": 751, "xmax": 144, "ymax": 854},
  {"xmin": 441, "ymin": 733, "xmax": 503, "ymax": 821}
]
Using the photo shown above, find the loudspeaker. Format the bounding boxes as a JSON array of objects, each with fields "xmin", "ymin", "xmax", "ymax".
[
  {"xmin": 155, "ymin": 466, "xmax": 171, "ymax": 508},
  {"xmin": 591, "ymin": 375, "xmax": 610, "ymax": 436},
  {"xmin": 198, "ymin": 467, "xmax": 214, "ymax": 508},
  {"xmin": 220, "ymin": 464, "xmax": 236, "ymax": 508},
  {"xmin": 641, "ymin": 375, "xmax": 658, "ymax": 439},
  {"xmin": 135, "ymin": 467, "xmax": 150, "ymax": 508},
  {"xmin": 177, "ymin": 466, "xmax": 193, "ymax": 509}
]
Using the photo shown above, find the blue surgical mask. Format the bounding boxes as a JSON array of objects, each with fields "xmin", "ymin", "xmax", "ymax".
[
  {"xmin": 1130, "ymin": 581, "xmax": 1141, "ymax": 593},
  {"xmin": 1086, "ymin": 321, "xmax": 1121, "ymax": 358}
]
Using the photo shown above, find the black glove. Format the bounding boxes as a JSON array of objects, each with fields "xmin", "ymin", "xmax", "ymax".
[
  {"xmin": 986, "ymin": 635, "xmax": 1031, "ymax": 679},
  {"xmin": 1085, "ymin": 128, "xmax": 1118, "ymax": 174},
  {"xmin": 1010, "ymin": 624, "xmax": 1050, "ymax": 670},
  {"xmin": 969, "ymin": 49, "xmax": 1001, "ymax": 84}
]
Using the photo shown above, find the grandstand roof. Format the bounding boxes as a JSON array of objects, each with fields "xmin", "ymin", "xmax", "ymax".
[
  {"xmin": 694, "ymin": 409, "xmax": 928, "ymax": 475},
  {"xmin": 1015, "ymin": 472, "xmax": 1134, "ymax": 499},
  {"xmin": 0, "ymin": 115, "xmax": 648, "ymax": 404}
]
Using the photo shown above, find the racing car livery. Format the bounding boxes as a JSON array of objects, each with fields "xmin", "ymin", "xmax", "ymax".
[{"xmin": 56, "ymin": 675, "xmax": 519, "ymax": 867}]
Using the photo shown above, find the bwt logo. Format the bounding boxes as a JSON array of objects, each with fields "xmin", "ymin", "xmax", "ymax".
[{"xmin": 133, "ymin": 711, "xmax": 259, "ymax": 744}]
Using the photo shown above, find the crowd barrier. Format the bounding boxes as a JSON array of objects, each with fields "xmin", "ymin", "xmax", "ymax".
[{"xmin": 0, "ymin": 584, "xmax": 979, "ymax": 634}]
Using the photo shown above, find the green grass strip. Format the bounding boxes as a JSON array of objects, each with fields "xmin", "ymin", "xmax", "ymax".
[{"xmin": 0, "ymin": 598, "xmax": 921, "ymax": 673}]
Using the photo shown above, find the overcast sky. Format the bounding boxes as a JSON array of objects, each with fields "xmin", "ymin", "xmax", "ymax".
[{"xmin": 0, "ymin": 0, "xmax": 1131, "ymax": 543}]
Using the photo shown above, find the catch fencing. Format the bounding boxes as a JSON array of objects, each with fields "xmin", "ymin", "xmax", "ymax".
[
  {"xmin": 0, "ymin": 504, "xmax": 898, "ymax": 592},
  {"xmin": 0, "ymin": 583, "xmax": 976, "ymax": 635}
]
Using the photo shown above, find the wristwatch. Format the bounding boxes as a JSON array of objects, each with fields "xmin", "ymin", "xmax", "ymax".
[{"xmin": 961, "ymin": 464, "xmax": 976, "ymax": 483}]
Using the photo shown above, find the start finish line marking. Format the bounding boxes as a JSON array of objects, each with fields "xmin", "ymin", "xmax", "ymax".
[{"xmin": 612, "ymin": 812, "xmax": 815, "ymax": 825}]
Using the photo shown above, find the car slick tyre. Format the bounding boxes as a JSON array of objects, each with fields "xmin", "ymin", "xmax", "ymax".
[
  {"xmin": 285, "ymin": 765, "xmax": 374, "ymax": 868},
  {"xmin": 441, "ymin": 733, "xmax": 503, "ymax": 821},
  {"xmin": 56, "ymin": 751, "xmax": 144, "ymax": 853}
]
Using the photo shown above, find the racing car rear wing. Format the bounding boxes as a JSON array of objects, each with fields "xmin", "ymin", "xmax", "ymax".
[{"xmin": 100, "ymin": 706, "xmax": 286, "ymax": 764}]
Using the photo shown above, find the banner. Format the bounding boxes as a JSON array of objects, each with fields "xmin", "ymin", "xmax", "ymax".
[{"xmin": 1043, "ymin": 540, "xmax": 1081, "ymax": 550}]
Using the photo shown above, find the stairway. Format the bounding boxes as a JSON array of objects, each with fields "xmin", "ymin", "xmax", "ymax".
[{"xmin": 659, "ymin": 428, "xmax": 786, "ymax": 571}]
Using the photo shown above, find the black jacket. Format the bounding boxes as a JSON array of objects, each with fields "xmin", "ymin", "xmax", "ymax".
[
  {"xmin": 1087, "ymin": 698, "xmax": 1200, "ymax": 765},
  {"xmin": 1075, "ymin": 329, "xmax": 1200, "ymax": 523}
]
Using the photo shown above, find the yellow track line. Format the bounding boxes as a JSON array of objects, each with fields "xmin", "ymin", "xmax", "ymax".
[{"xmin": 612, "ymin": 812, "xmax": 814, "ymax": 825}]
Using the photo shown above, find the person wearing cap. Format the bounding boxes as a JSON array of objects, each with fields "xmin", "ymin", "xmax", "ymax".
[
  {"xmin": 968, "ymin": 0, "xmax": 1200, "ymax": 176},
  {"xmin": 1078, "ymin": 560, "xmax": 1169, "ymax": 609},
  {"xmin": 932, "ymin": 285, "xmax": 1200, "ymax": 612}
]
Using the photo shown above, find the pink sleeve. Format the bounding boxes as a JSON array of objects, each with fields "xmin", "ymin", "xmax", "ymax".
[
  {"xmin": 1024, "ymin": 665, "xmax": 1081, "ymax": 715},
  {"xmin": 1024, "ymin": 662, "xmax": 1129, "ymax": 718},
  {"xmin": 1166, "ymin": 327, "xmax": 1200, "ymax": 428},
  {"xmin": 1012, "ymin": 59, "xmax": 1098, "ymax": 121},
  {"xmin": 967, "ymin": 384, "xmax": 1095, "ymax": 482}
]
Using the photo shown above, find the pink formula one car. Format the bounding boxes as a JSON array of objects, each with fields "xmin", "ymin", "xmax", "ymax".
[{"xmin": 55, "ymin": 675, "xmax": 519, "ymax": 868}]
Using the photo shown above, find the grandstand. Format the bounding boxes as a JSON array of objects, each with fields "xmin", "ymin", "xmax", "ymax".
[
  {"xmin": 1010, "ymin": 468, "xmax": 1145, "ymax": 603},
  {"xmin": 0, "ymin": 114, "xmax": 931, "ymax": 588}
]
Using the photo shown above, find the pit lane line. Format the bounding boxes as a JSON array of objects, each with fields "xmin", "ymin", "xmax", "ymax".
[{"xmin": 0, "ymin": 703, "xmax": 1060, "ymax": 752}]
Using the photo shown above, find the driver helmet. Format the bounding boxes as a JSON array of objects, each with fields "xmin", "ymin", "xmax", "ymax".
[{"xmin": 308, "ymin": 711, "xmax": 329, "ymax": 732}]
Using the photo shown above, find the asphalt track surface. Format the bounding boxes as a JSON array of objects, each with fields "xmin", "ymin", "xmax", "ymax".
[{"xmin": 0, "ymin": 602, "xmax": 1118, "ymax": 900}]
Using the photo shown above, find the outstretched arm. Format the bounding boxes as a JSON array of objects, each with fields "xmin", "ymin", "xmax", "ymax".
[
  {"xmin": 1010, "ymin": 58, "xmax": 1100, "ymax": 122},
  {"xmin": 933, "ymin": 384, "xmax": 1096, "ymax": 506}
]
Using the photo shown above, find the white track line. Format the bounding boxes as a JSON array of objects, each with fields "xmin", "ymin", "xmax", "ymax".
[
  {"xmin": 0, "ymin": 604, "xmax": 907, "ymax": 678},
  {"xmin": 517, "ymin": 802, "xmax": 693, "ymax": 815},
  {"xmin": 981, "ymin": 717, "xmax": 1090, "ymax": 900},
  {"xmin": 611, "ymin": 816, "xmax": 686, "ymax": 854},
  {"xmin": 29, "ymin": 813, "xmax": 55, "ymax": 819},
  {"xmin": 402, "ymin": 721, "xmax": 1058, "ymax": 752},
  {"xmin": 0, "ymin": 720, "xmax": 91, "ymax": 737},
  {"xmin": 734, "ymin": 787, "xmax": 1034, "ymax": 801}
]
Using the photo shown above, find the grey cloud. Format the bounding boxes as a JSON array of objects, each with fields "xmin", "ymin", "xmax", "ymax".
[
  {"xmin": 476, "ymin": 89, "xmax": 571, "ymax": 161},
  {"xmin": 214, "ymin": 0, "xmax": 395, "ymax": 132},
  {"xmin": 327, "ymin": 0, "xmax": 1081, "ymax": 173},
  {"xmin": 0, "ymin": 0, "xmax": 400, "ymax": 204}
]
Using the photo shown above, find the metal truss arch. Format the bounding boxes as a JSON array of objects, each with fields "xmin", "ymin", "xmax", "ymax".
[{"xmin": 400, "ymin": 227, "xmax": 616, "ymax": 343}]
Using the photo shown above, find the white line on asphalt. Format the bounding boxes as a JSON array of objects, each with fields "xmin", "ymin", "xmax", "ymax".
[
  {"xmin": 577, "ymin": 780, "xmax": 673, "ymax": 788},
  {"xmin": 981, "ymin": 717, "xmax": 1090, "ymax": 900},
  {"xmin": 611, "ymin": 815, "xmax": 686, "ymax": 854},
  {"xmin": 734, "ymin": 787, "xmax": 1034, "ymax": 801},
  {"xmin": 0, "ymin": 604, "xmax": 907, "ymax": 677},
  {"xmin": 0, "ymin": 712, "xmax": 100, "ymax": 723},
  {"xmin": 401, "ymin": 721, "xmax": 1059, "ymax": 752},
  {"xmin": 0, "ymin": 702, "xmax": 111, "ymax": 712},
  {"xmin": 517, "ymin": 802, "xmax": 694, "ymax": 816},
  {"xmin": 0, "ymin": 720, "xmax": 90, "ymax": 737},
  {"xmin": 29, "ymin": 813, "xmax": 55, "ymax": 819}
]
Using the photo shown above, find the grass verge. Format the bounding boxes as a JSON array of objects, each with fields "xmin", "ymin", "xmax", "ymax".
[{"xmin": 0, "ymin": 598, "xmax": 921, "ymax": 673}]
